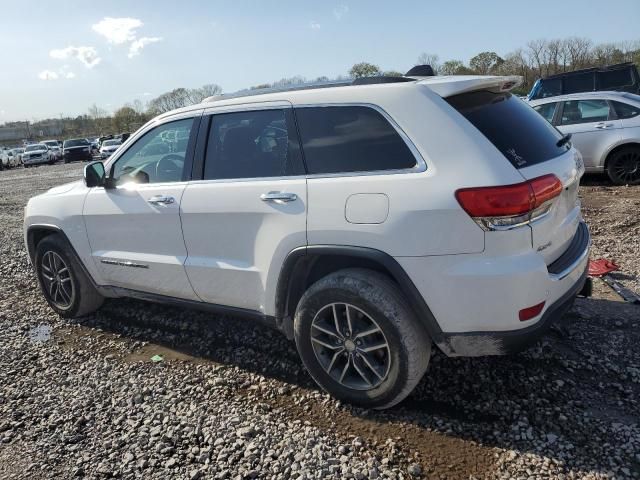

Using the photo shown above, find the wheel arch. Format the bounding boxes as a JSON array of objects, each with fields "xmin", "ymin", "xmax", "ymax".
[
  {"xmin": 26, "ymin": 224, "xmax": 65, "ymax": 264},
  {"xmin": 603, "ymin": 141, "xmax": 640, "ymax": 170},
  {"xmin": 26, "ymin": 225, "xmax": 102, "ymax": 292},
  {"xmin": 275, "ymin": 245, "xmax": 444, "ymax": 347}
]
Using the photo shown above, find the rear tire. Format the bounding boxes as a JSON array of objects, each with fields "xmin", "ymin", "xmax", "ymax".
[
  {"xmin": 606, "ymin": 146, "xmax": 640, "ymax": 185},
  {"xmin": 35, "ymin": 234, "xmax": 104, "ymax": 318},
  {"xmin": 294, "ymin": 268, "xmax": 431, "ymax": 409}
]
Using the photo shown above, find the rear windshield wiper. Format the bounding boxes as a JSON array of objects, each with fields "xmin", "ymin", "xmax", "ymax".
[{"xmin": 556, "ymin": 133, "xmax": 572, "ymax": 148}]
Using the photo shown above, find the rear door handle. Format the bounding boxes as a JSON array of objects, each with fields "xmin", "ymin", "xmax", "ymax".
[
  {"xmin": 260, "ymin": 192, "xmax": 297, "ymax": 203},
  {"xmin": 147, "ymin": 195, "xmax": 175, "ymax": 205},
  {"xmin": 595, "ymin": 123, "xmax": 614, "ymax": 129}
]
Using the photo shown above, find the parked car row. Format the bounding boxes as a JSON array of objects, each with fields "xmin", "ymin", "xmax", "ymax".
[
  {"xmin": 0, "ymin": 148, "xmax": 24, "ymax": 169},
  {"xmin": 0, "ymin": 135, "xmax": 125, "ymax": 171},
  {"xmin": 526, "ymin": 63, "xmax": 640, "ymax": 185}
]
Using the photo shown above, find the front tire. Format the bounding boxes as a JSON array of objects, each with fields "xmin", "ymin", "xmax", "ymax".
[
  {"xmin": 294, "ymin": 269, "xmax": 431, "ymax": 409},
  {"xmin": 35, "ymin": 234, "xmax": 104, "ymax": 318},
  {"xmin": 607, "ymin": 147, "xmax": 640, "ymax": 185}
]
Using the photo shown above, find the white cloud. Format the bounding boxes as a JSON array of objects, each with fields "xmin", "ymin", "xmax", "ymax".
[
  {"xmin": 128, "ymin": 36, "xmax": 162, "ymax": 58},
  {"xmin": 92, "ymin": 17, "xmax": 142, "ymax": 44},
  {"xmin": 64, "ymin": 71, "xmax": 76, "ymax": 79},
  {"xmin": 333, "ymin": 5, "xmax": 349, "ymax": 20},
  {"xmin": 38, "ymin": 70, "xmax": 59, "ymax": 80},
  {"xmin": 50, "ymin": 46, "xmax": 101, "ymax": 68},
  {"xmin": 309, "ymin": 21, "xmax": 321, "ymax": 30}
]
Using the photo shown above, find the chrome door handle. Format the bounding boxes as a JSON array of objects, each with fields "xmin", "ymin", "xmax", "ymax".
[
  {"xmin": 147, "ymin": 195, "xmax": 175, "ymax": 205},
  {"xmin": 260, "ymin": 192, "xmax": 297, "ymax": 203},
  {"xmin": 595, "ymin": 123, "xmax": 614, "ymax": 129}
]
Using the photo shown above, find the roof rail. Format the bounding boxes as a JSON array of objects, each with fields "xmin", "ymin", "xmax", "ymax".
[
  {"xmin": 352, "ymin": 76, "xmax": 414, "ymax": 85},
  {"xmin": 201, "ymin": 67, "xmax": 438, "ymax": 103},
  {"xmin": 202, "ymin": 79, "xmax": 353, "ymax": 103}
]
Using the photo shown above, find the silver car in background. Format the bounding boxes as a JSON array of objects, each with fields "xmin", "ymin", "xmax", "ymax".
[{"xmin": 530, "ymin": 91, "xmax": 640, "ymax": 185}]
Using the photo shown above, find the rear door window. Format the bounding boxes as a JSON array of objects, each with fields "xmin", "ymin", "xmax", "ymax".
[
  {"xmin": 446, "ymin": 91, "xmax": 566, "ymax": 168},
  {"xmin": 203, "ymin": 108, "xmax": 304, "ymax": 180},
  {"xmin": 559, "ymin": 99, "xmax": 611, "ymax": 125},
  {"xmin": 295, "ymin": 106, "xmax": 417, "ymax": 174},
  {"xmin": 611, "ymin": 100, "xmax": 640, "ymax": 119}
]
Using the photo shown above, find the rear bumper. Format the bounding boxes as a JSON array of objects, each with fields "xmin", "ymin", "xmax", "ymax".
[
  {"xmin": 438, "ymin": 263, "xmax": 587, "ymax": 356},
  {"xmin": 396, "ymin": 221, "xmax": 590, "ymax": 356}
]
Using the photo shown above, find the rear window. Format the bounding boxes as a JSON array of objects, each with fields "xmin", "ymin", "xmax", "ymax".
[
  {"xmin": 295, "ymin": 106, "xmax": 417, "ymax": 174},
  {"xmin": 446, "ymin": 91, "xmax": 567, "ymax": 168}
]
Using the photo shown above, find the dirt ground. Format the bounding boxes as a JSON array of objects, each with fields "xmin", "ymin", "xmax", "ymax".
[{"xmin": 0, "ymin": 164, "xmax": 639, "ymax": 479}]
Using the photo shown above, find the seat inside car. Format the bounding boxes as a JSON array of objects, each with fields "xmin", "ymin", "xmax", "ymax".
[{"xmin": 563, "ymin": 102, "xmax": 583, "ymax": 123}]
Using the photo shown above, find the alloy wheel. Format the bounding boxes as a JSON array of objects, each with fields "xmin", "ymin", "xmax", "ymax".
[
  {"xmin": 40, "ymin": 251, "xmax": 74, "ymax": 309},
  {"xmin": 310, "ymin": 302, "xmax": 391, "ymax": 391},
  {"xmin": 612, "ymin": 150, "xmax": 640, "ymax": 184}
]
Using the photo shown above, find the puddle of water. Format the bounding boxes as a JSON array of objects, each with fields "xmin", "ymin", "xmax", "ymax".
[{"xmin": 29, "ymin": 324, "xmax": 52, "ymax": 343}]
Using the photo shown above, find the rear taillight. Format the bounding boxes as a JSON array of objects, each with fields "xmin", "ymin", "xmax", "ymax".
[{"xmin": 455, "ymin": 174, "xmax": 563, "ymax": 231}]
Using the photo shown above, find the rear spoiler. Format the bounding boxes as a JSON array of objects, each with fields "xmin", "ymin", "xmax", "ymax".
[{"xmin": 419, "ymin": 75, "xmax": 523, "ymax": 98}]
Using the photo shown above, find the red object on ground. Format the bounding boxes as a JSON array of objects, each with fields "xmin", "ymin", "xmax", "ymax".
[{"xmin": 588, "ymin": 259, "xmax": 620, "ymax": 277}]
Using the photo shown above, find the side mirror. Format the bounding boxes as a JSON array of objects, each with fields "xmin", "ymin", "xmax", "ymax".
[{"xmin": 84, "ymin": 161, "xmax": 106, "ymax": 188}]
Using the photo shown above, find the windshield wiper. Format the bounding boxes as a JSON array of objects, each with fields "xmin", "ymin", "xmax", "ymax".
[{"xmin": 556, "ymin": 133, "xmax": 572, "ymax": 148}]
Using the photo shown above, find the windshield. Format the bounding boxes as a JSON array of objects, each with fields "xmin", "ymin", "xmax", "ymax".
[
  {"xmin": 103, "ymin": 140, "xmax": 120, "ymax": 147},
  {"xmin": 64, "ymin": 139, "xmax": 89, "ymax": 148},
  {"xmin": 26, "ymin": 144, "xmax": 46, "ymax": 152},
  {"xmin": 43, "ymin": 141, "xmax": 58, "ymax": 147}
]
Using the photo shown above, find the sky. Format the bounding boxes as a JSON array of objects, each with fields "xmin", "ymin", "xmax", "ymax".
[{"xmin": 0, "ymin": 0, "xmax": 638, "ymax": 122}]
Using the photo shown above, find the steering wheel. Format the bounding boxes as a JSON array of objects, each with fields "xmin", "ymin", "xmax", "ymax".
[{"xmin": 155, "ymin": 154, "xmax": 184, "ymax": 182}]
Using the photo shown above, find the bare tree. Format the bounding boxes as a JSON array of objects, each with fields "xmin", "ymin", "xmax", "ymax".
[
  {"xmin": 416, "ymin": 52, "xmax": 440, "ymax": 74},
  {"xmin": 87, "ymin": 104, "xmax": 108, "ymax": 120},
  {"xmin": 527, "ymin": 39, "xmax": 547, "ymax": 78},
  {"xmin": 565, "ymin": 37, "xmax": 593, "ymax": 69},
  {"xmin": 131, "ymin": 99, "xmax": 146, "ymax": 115},
  {"xmin": 545, "ymin": 39, "xmax": 563, "ymax": 76}
]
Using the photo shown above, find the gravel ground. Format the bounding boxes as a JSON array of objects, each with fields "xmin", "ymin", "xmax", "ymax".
[{"xmin": 0, "ymin": 163, "xmax": 639, "ymax": 479}]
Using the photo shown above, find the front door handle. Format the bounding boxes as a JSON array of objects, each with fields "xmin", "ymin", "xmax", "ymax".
[
  {"xmin": 147, "ymin": 195, "xmax": 175, "ymax": 205},
  {"xmin": 260, "ymin": 192, "xmax": 297, "ymax": 203}
]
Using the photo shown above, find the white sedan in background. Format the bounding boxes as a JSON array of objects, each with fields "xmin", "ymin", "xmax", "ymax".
[
  {"xmin": 100, "ymin": 139, "xmax": 121, "ymax": 159},
  {"xmin": 530, "ymin": 91, "xmax": 640, "ymax": 185},
  {"xmin": 22, "ymin": 144, "xmax": 53, "ymax": 167},
  {"xmin": 1, "ymin": 149, "xmax": 21, "ymax": 169},
  {"xmin": 42, "ymin": 140, "xmax": 62, "ymax": 161}
]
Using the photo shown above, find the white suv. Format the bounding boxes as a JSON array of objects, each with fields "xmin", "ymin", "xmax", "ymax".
[{"xmin": 24, "ymin": 72, "xmax": 590, "ymax": 409}]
